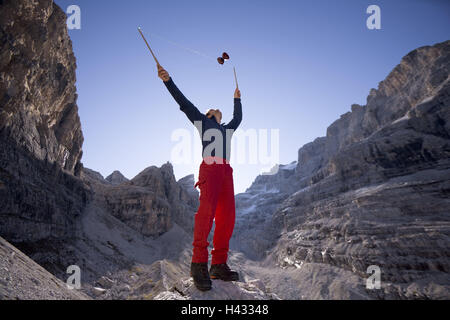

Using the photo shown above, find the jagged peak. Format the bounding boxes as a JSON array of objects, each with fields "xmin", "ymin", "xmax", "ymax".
[
  {"xmin": 367, "ymin": 40, "xmax": 449, "ymax": 106},
  {"xmin": 178, "ymin": 174, "xmax": 195, "ymax": 182},
  {"xmin": 105, "ymin": 170, "xmax": 128, "ymax": 185}
]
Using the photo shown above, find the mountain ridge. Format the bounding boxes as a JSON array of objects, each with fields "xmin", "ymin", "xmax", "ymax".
[{"xmin": 232, "ymin": 39, "xmax": 450, "ymax": 299}]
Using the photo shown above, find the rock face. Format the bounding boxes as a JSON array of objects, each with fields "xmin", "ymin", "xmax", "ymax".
[
  {"xmin": 235, "ymin": 40, "xmax": 450, "ymax": 299},
  {"xmin": 231, "ymin": 162, "xmax": 299, "ymax": 259},
  {"xmin": 177, "ymin": 174, "xmax": 200, "ymax": 209},
  {"xmin": 0, "ymin": 236, "xmax": 90, "ymax": 300},
  {"xmin": 0, "ymin": 0, "xmax": 89, "ymax": 245},
  {"xmin": 106, "ymin": 171, "xmax": 129, "ymax": 185},
  {"xmin": 0, "ymin": 0, "xmax": 83, "ymax": 174},
  {"xmin": 82, "ymin": 163, "xmax": 197, "ymax": 238}
]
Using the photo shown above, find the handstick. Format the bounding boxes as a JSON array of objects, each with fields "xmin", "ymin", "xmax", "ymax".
[
  {"xmin": 233, "ymin": 67, "xmax": 239, "ymax": 90},
  {"xmin": 138, "ymin": 27, "xmax": 161, "ymax": 67}
]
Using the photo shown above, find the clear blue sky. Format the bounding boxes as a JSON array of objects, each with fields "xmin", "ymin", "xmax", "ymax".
[{"xmin": 54, "ymin": 0, "xmax": 449, "ymax": 193}]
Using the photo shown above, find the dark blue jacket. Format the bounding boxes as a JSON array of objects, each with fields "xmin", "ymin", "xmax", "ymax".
[{"xmin": 164, "ymin": 77, "xmax": 242, "ymax": 161}]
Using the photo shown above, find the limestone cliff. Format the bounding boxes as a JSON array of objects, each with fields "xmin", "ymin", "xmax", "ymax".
[
  {"xmin": 0, "ymin": 0, "xmax": 83, "ymax": 173},
  {"xmin": 81, "ymin": 163, "xmax": 197, "ymax": 238},
  {"xmin": 0, "ymin": 0, "xmax": 89, "ymax": 244},
  {"xmin": 234, "ymin": 40, "xmax": 450, "ymax": 299},
  {"xmin": 106, "ymin": 171, "xmax": 129, "ymax": 185}
]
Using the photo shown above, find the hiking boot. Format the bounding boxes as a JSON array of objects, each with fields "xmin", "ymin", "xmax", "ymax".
[
  {"xmin": 190, "ymin": 262, "xmax": 212, "ymax": 291},
  {"xmin": 209, "ymin": 263, "xmax": 239, "ymax": 281}
]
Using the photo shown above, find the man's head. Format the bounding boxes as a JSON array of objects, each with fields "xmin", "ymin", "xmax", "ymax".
[{"xmin": 206, "ymin": 108, "xmax": 222, "ymax": 124}]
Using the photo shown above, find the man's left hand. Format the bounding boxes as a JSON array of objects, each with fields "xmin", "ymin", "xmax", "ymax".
[{"xmin": 234, "ymin": 88, "xmax": 241, "ymax": 99}]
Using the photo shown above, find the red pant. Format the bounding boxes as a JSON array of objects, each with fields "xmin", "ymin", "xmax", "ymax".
[{"xmin": 192, "ymin": 157, "xmax": 236, "ymax": 265}]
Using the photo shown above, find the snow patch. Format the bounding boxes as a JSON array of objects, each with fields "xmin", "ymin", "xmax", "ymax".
[
  {"xmin": 392, "ymin": 114, "xmax": 410, "ymax": 124},
  {"xmin": 280, "ymin": 162, "xmax": 297, "ymax": 171},
  {"xmin": 238, "ymin": 204, "xmax": 257, "ymax": 216}
]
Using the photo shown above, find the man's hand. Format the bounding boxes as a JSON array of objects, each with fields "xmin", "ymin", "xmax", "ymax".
[
  {"xmin": 158, "ymin": 65, "xmax": 170, "ymax": 82},
  {"xmin": 234, "ymin": 88, "xmax": 241, "ymax": 99}
]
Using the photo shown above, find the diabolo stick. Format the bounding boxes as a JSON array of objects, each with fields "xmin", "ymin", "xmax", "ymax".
[
  {"xmin": 233, "ymin": 67, "xmax": 239, "ymax": 90},
  {"xmin": 138, "ymin": 27, "xmax": 161, "ymax": 67}
]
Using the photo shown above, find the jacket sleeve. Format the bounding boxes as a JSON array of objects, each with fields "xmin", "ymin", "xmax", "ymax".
[
  {"xmin": 225, "ymin": 98, "xmax": 242, "ymax": 130},
  {"xmin": 163, "ymin": 77, "xmax": 205, "ymax": 124}
]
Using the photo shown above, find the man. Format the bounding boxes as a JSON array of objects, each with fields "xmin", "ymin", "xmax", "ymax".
[{"xmin": 158, "ymin": 65, "xmax": 242, "ymax": 291}]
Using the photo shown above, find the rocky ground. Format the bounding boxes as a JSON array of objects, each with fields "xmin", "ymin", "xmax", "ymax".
[
  {"xmin": 154, "ymin": 277, "xmax": 280, "ymax": 300},
  {"xmin": 0, "ymin": 236, "xmax": 89, "ymax": 300}
]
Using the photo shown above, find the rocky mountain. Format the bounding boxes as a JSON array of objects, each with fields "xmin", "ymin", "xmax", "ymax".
[
  {"xmin": 0, "ymin": 0, "xmax": 89, "ymax": 247},
  {"xmin": 177, "ymin": 174, "xmax": 200, "ymax": 208},
  {"xmin": 0, "ymin": 0, "xmax": 83, "ymax": 174},
  {"xmin": 233, "ymin": 40, "xmax": 450, "ymax": 299},
  {"xmin": 81, "ymin": 163, "xmax": 197, "ymax": 238},
  {"xmin": 231, "ymin": 162, "xmax": 299, "ymax": 260},
  {"xmin": 106, "ymin": 171, "xmax": 129, "ymax": 185}
]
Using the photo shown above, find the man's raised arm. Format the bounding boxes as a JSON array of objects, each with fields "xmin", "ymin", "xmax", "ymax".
[
  {"xmin": 158, "ymin": 65, "xmax": 205, "ymax": 124},
  {"xmin": 225, "ymin": 88, "xmax": 242, "ymax": 130}
]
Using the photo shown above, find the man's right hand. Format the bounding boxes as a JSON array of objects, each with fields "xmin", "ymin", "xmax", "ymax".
[{"xmin": 158, "ymin": 65, "xmax": 170, "ymax": 82}]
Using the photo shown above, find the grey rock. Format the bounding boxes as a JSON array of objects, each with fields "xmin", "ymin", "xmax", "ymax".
[
  {"xmin": 231, "ymin": 161, "xmax": 299, "ymax": 259},
  {"xmin": 105, "ymin": 171, "xmax": 129, "ymax": 185},
  {"xmin": 177, "ymin": 174, "xmax": 200, "ymax": 208},
  {"xmin": 235, "ymin": 40, "xmax": 450, "ymax": 299},
  {"xmin": 0, "ymin": 0, "xmax": 90, "ymax": 246},
  {"xmin": 0, "ymin": 0, "xmax": 83, "ymax": 174},
  {"xmin": 92, "ymin": 287, "xmax": 107, "ymax": 297},
  {"xmin": 82, "ymin": 162, "xmax": 197, "ymax": 238},
  {"xmin": 0, "ymin": 236, "xmax": 90, "ymax": 300},
  {"xmin": 154, "ymin": 278, "xmax": 280, "ymax": 300},
  {"xmin": 82, "ymin": 168, "xmax": 108, "ymax": 185},
  {"xmin": 97, "ymin": 276, "xmax": 114, "ymax": 289}
]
